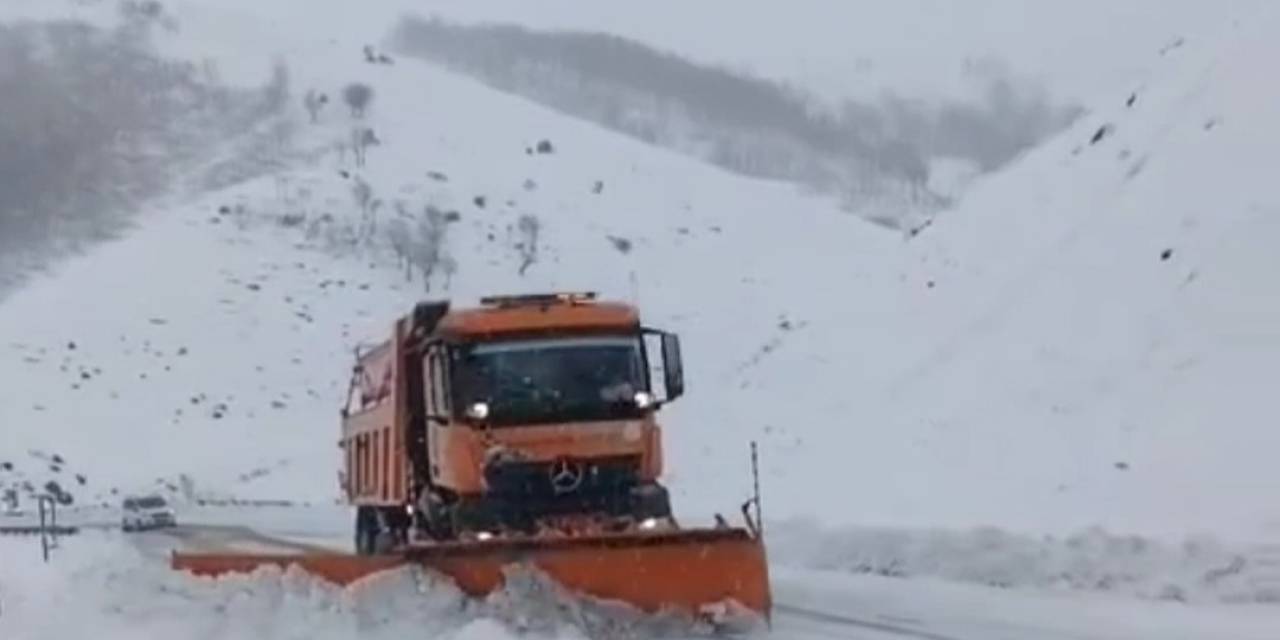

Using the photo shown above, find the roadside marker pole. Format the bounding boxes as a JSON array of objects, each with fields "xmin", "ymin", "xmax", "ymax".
[{"xmin": 38, "ymin": 497, "xmax": 50, "ymax": 562}]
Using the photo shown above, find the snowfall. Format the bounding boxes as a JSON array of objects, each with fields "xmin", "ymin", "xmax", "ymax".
[{"xmin": 3, "ymin": 0, "xmax": 1280, "ymax": 638}]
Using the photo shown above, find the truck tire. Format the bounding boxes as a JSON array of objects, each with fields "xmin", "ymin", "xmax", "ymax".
[
  {"xmin": 631, "ymin": 483, "xmax": 673, "ymax": 520},
  {"xmin": 356, "ymin": 506, "xmax": 410, "ymax": 554},
  {"xmin": 373, "ymin": 507, "xmax": 407, "ymax": 553},
  {"xmin": 354, "ymin": 506, "xmax": 378, "ymax": 555},
  {"xmin": 417, "ymin": 491, "xmax": 456, "ymax": 541},
  {"xmin": 372, "ymin": 529, "xmax": 395, "ymax": 554},
  {"xmin": 450, "ymin": 497, "xmax": 504, "ymax": 535}
]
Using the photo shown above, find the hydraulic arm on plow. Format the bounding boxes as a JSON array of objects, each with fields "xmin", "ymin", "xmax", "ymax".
[{"xmin": 172, "ymin": 292, "xmax": 772, "ymax": 623}]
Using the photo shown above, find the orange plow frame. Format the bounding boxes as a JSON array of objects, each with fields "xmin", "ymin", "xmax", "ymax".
[{"xmin": 172, "ymin": 528, "xmax": 771, "ymax": 620}]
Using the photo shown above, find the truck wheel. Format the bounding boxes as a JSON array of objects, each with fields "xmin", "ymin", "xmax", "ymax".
[
  {"xmin": 372, "ymin": 530, "xmax": 395, "ymax": 553},
  {"xmin": 372, "ymin": 507, "xmax": 406, "ymax": 554},
  {"xmin": 354, "ymin": 506, "xmax": 378, "ymax": 555},
  {"xmin": 631, "ymin": 483, "xmax": 673, "ymax": 520},
  {"xmin": 418, "ymin": 492, "xmax": 456, "ymax": 541},
  {"xmin": 451, "ymin": 497, "xmax": 503, "ymax": 536}
]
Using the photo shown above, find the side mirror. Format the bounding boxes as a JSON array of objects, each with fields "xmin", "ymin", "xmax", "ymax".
[
  {"xmin": 661, "ymin": 333, "xmax": 685, "ymax": 401},
  {"xmin": 642, "ymin": 328, "xmax": 685, "ymax": 405}
]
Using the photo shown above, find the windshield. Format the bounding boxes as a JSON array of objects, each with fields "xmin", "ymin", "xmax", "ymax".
[
  {"xmin": 453, "ymin": 335, "xmax": 648, "ymax": 425},
  {"xmin": 133, "ymin": 496, "xmax": 167, "ymax": 509}
]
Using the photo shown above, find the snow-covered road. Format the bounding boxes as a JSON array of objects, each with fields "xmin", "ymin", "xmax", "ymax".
[
  {"xmin": 5, "ymin": 510, "xmax": 1278, "ymax": 639},
  {"xmin": 6, "ymin": 511, "xmax": 1279, "ymax": 639},
  {"xmin": 64, "ymin": 519, "xmax": 1273, "ymax": 640}
]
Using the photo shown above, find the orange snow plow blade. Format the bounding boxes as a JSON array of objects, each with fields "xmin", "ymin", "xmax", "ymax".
[{"xmin": 172, "ymin": 528, "xmax": 771, "ymax": 619}]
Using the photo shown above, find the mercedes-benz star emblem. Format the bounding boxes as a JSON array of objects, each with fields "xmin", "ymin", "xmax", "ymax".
[{"xmin": 548, "ymin": 458, "xmax": 584, "ymax": 494}]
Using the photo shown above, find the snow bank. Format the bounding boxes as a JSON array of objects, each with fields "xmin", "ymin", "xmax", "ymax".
[
  {"xmin": 769, "ymin": 520, "xmax": 1280, "ymax": 604},
  {"xmin": 0, "ymin": 533, "xmax": 721, "ymax": 640}
]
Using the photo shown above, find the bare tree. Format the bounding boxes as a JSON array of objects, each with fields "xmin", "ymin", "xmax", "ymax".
[
  {"xmin": 303, "ymin": 89, "xmax": 328, "ymax": 123},
  {"xmin": 440, "ymin": 255, "xmax": 458, "ymax": 289},
  {"xmin": 515, "ymin": 214, "xmax": 540, "ymax": 275},
  {"xmin": 366, "ymin": 198, "xmax": 383, "ymax": 239},
  {"xmin": 350, "ymin": 176, "xmax": 377, "ymax": 238},
  {"xmin": 258, "ymin": 61, "xmax": 292, "ymax": 117},
  {"xmin": 408, "ymin": 206, "xmax": 450, "ymax": 290},
  {"xmin": 351, "ymin": 176, "xmax": 373, "ymax": 213},
  {"xmin": 323, "ymin": 221, "xmax": 360, "ymax": 255},
  {"xmin": 351, "ymin": 126, "xmax": 380, "ymax": 167},
  {"xmin": 268, "ymin": 117, "xmax": 294, "ymax": 158},
  {"xmin": 385, "ymin": 213, "xmax": 412, "ymax": 280},
  {"xmin": 342, "ymin": 82, "xmax": 374, "ymax": 118}
]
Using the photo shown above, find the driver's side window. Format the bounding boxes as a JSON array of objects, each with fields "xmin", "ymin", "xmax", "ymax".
[{"xmin": 424, "ymin": 346, "xmax": 451, "ymax": 419}]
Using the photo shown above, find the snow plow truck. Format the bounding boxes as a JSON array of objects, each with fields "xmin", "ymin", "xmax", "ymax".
[{"xmin": 172, "ymin": 292, "xmax": 772, "ymax": 623}]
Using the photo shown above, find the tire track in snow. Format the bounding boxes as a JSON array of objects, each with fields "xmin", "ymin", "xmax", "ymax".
[{"xmin": 775, "ymin": 602, "xmax": 968, "ymax": 640}]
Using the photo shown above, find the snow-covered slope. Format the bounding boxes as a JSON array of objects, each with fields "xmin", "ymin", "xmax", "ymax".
[
  {"xmin": 0, "ymin": 0, "xmax": 890, "ymax": 518},
  {"xmin": 824, "ymin": 8, "xmax": 1280, "ymax": 539},
  {"xmin": 151, "ymin": 0, "xmax": 1261, "ymax": 106},
  {"xmin": 2, "ymin": 0, "xmax": 1279, "ymax": 554},
  {"xmin": 394, "ymin": 0, "xmax": 1247, "ymax": 106}
]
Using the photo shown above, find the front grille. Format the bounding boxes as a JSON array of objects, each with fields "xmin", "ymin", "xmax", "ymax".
[{"xmin": 484, "ymin": 455, "xmax": 640, "ymax": 501}]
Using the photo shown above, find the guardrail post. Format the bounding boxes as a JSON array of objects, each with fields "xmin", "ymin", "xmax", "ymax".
[
  {"xmin": 38, "ymin": 497, "xmax": 50, "ymax": 562},
  {"xmin": 36, "ymin": 496, "xmax": 59, "ymax": 562}
]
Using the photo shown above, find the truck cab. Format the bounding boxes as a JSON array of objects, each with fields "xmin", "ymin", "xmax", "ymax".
[{"xmin": 341, "ymin": 292, "xmax": 686, "ymax": 550}]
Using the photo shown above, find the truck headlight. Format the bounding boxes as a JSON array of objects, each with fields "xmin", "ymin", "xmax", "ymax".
[
  {"xmin": 633, "ymin": 392, "xmax": 654, "ymax": 409},
  {"xmin": 466, "ymin": 402, "xmax": 490, "ymax": 420}
]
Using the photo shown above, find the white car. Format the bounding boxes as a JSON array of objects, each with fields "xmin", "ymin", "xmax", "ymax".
[{"xmin": 120, "ymin": 495, "xmax": 177, "ymax": 532}]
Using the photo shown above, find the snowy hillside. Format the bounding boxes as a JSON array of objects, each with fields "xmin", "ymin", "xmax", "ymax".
[
  {"xmin": 2, "ymin": 0, "xmax": 1279, "ymax": 562},
  {"xmin": 373, "ymin": 1, "xmax": 1254, "ymax": 225},
  {"xmin": 0, "ymin": 0, "xmax": 892, "ymax": 516},
  {"xmin": 0, "ymin": 5, "xmax": 296, "ymax": 298},
  {"xmin": 143, "ymin": 0, "xmax": 1259, "ymax": 105},
  {"xmin": 818, "ymin": 7, "xmax": 1280, "ymax": 540}
]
